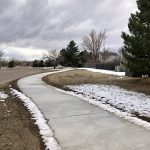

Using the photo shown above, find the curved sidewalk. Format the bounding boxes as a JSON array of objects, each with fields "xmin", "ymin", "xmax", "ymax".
[{"xmin": 18, "ymin": 70, "xmax": 150, "ymax": 150}]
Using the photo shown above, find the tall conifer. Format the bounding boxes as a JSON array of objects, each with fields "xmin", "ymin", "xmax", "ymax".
[{"xmin": 122, "ymin": 0, "xmax": 150, "ymax": 76}]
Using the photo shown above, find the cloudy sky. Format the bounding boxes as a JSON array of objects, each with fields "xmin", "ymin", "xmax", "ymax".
[{"xmin": 0, "ymin": 0, "xmax": 137, "ymax": 60}]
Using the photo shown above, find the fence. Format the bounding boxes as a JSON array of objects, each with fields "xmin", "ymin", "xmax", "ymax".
[{"xmin": 83, "ymin": 62, "xmax": 120, "ymax": 71}]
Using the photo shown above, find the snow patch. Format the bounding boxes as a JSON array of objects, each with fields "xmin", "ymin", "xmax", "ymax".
[
  {"xmin": 0, "ymin": 91, "xmax": 9, "ymax": 100},
  {"xmin": 68, "ymin": 84, "xmax": 150, "ymax": 118},
  {"xmin": 79, "ymin": 68, "xmax": 125, "ymax": 76},
  {"xmin": 55, "ymin": 85, "xmax": 150, "ymax": 130},
  {"xmin": 0, "ymin": 100, "xmax": 5, "ymax": 102},
  {"xmin": 11, "ymin": 88, "xmax": 61, "ymax": 150}
]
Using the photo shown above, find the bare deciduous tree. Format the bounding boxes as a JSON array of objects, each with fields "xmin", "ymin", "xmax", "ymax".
[
  {"xmin": 101, "ymin": 48, "xmax": 111, "ymax": 63},
  {"xmin": 43, "ymin": 49, "xmax": 59, "ymax": 69},
  {"xmin": 82, "ymin": 30, "xmax": 107, "ymax": 63}
]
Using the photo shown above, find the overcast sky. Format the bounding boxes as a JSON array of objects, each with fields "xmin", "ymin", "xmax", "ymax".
[{"xmin": 0, "ymin": 0, "xmax": 137, "ymax": 60}]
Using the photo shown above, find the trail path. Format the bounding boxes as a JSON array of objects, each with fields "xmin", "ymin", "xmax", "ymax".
[{"xmin": 18, "ymin": 70, "xmax": 150, "ymax": 150}]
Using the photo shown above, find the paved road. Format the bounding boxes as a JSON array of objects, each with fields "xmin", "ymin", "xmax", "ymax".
[
  {"xmin": 18, "ymin": 70, "xmax": 150, "ymax": 150},
  {"xmin": 0, "ymin": 67, "xmax": 52, "ymax": 87}
]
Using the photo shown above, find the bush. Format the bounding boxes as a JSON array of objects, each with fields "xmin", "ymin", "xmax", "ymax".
[
  {"xmin": 39, "ymin": 60, "xmax": 44, "ymax": 67},
  {"xmin": 8, "ymin": 60, "xmax": 15, "ymax": 68},
  {"xmin": 32, "ymin": 60, "xmax": 39, "ymax": 67}
]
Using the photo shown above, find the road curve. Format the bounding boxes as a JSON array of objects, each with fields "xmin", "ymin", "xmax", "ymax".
[{"xmin": 18, "ymin": 70, "xmax": 150, "ymax": 150}]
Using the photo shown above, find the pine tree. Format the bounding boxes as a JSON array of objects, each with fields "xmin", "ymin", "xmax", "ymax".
[
  {"xmin": 62, "ymin": 41, "xmax": 79, "ymax": 67},
  {"xmin": 122, "ymin": 0, "xmax": 150, "ymax": 76},
  {"xmin": 59, "ymin": 49, "xmax": 67, "ymax": 66},
  {"xmin": 39, "ymin": 60, "xmax": 44, "ymax": 67},
  {"xmin": 32, "ymin": 60, "xmax": 39, "ymax": 67},
  {"xmin": 8, "ymin": 60, "xmax": 15, "ymax": 68}
]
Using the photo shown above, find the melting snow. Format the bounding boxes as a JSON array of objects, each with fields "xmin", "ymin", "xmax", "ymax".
[
  {"xmin": 0, "ymin": 100, "xmax": 5, "ymax": 102},
  {"xmin": 79, "ymin": 68, "xmax": 125, "ymax": 76},
  {"xmin": 67, "ymin": 84, "xmax": 150, "ymax": 130},
  {"xmin": 11, "ymin": 88, "xmax": 61, "ymax": 150},
  {"xmin": 0, "ymin": 91, "xmax": 8, "ymax": 100}
]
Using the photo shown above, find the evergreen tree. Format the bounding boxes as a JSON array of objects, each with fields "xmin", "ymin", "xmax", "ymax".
[
  {"xmin": 8, "ymin": 60, "xmax": 15, "ymax": 68},
  {"xmin": 32, "ymin": 60, "xmax": 39, "ymax": 67},
  {"xmin": 59, "ymin": 49, "xmax": 67, "ymax": 66},
  {"xmin": 39, "ymin": 60, "xmax": 44, "ymax": 67},
  {"xmin": 79, "ymin": 50, "xmax": 89, "ymax": 64},
  {"xmin": 61, "ymin": 41, "xmax": 79, "ymax": 67},
  {"xmin": 45, "ymin": 59, "xmax": 52, "ymax": 67},
  {"xmin": 122, "ymin": 0, "xmax": 150, "ymax": 76}
]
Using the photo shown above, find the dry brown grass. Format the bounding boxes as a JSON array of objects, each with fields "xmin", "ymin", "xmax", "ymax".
[{"xmin": 43, "ymin": 69, "xmax": 150, "ymax": 95}]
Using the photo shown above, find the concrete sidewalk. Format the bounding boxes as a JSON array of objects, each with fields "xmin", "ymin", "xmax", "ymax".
[{"xmin": 18, "ymin": 70, "xmax": 150, "ymax": 150}]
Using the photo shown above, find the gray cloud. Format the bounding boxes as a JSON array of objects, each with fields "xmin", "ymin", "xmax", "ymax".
[{"xmin": 0, "ymin": 0, "xmax": 137, "ymax": 59}]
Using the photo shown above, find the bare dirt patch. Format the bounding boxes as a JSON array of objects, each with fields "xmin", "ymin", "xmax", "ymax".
[
  {"xmin": 43, "ymin": 69, "xmax": 150, "ymax": 95},
  {"xmin": 0, "ymin": 88, "xmax": 45, "ymax": 150}
]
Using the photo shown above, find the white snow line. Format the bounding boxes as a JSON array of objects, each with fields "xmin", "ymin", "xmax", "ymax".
[
  {"xmin": 0, "ymin": 100, "xmax": 5, "ymax": 102},
  {"xmin": 78, "ymin": 68, "xmax": 125, "ymax": 76},
  {"xmin": 68, "ymin": 84, "xmax": 150, "ymax": 118},
  {"xmin": 54, "ymin": 87, "xmax": 150, "ymax": 131},
  {"xmin": 11, "ymin": 88, "xmax": 61, "ymax": 150}
]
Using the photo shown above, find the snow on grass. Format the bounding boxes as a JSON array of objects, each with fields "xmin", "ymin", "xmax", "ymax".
[
  {"xmin": 0, "ymin": 91, "xmax": 9, "ymax": 100},
  {"xmin": 79, "ymin": 68, "xmax": 125, "ymax": 76},
  {"xmin": 66, "ymin": 84, "xmax": 150, "ymax": 130},
  {"xmin": 0, "ymin": 100, "xmax": 5, "ymax": 102},
  {"xmin": 11, "ymin": 88, "xmax": 61, "ymax": 150}
]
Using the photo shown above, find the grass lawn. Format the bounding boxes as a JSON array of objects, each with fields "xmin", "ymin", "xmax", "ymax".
[{"xmin": 43, "ymin": 69, "xmax": 150, "ymax": 95}]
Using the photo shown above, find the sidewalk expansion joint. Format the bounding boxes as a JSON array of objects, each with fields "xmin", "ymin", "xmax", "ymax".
[{"xmin": 51, "ymin": 112, "xmax": 108, "ymax": 120}]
